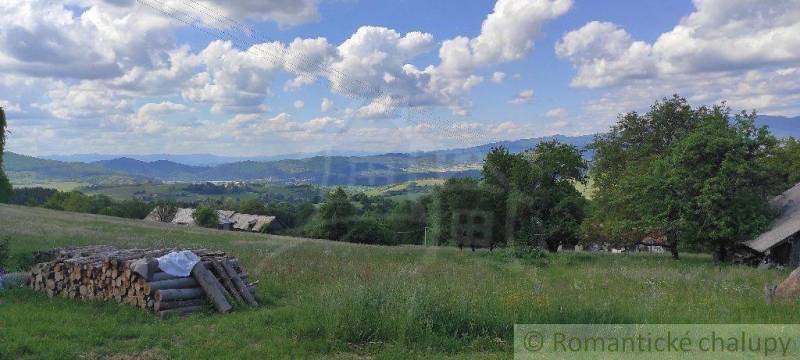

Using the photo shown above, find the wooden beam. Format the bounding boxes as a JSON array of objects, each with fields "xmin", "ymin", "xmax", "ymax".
[{"xmin": 191, "ymin": 262, "xmax": 232, "ymax": 313}]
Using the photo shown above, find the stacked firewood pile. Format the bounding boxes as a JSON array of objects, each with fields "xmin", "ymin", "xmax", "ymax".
[{"xmin": 29, "ymin": 245, "xmax": 258, "ymax": 318}]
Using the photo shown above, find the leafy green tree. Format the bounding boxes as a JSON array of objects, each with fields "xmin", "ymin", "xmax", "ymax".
[
  {"xmin": 664, "ymin": 110, "xmax": 780, "ymax": 259},
  {"xmin": 342, "ymin": 217, "xmax": 395, "ymax": 245},
  {"xmin": 192, "ymin": 205, "xmax": 219, "ymax": 228},
  {"xmin": 239, "ymin": 199, "xmax": 268, "ymax": 215},
  {"xmin": 429, "ymin": 178, "xmax": 489, "ymax": 246},
  {"xmin": 0, "ymin": 107, "xmax": 11, "ymax": 203},
  {"xmin": 309, "ymin": 187, "xmax": 357, "ymax": 241},
  {"xmin": 589, "ymin": 96, "xmax": 704, "ymax": 258},
  {"xmin": 769, "ymin": 137, "xmax": 800, "ymax": 189},
  {"xmin": 61, "ymin": 191, "xmax": 93, "ymax": 213},
  {"xmin": 387, "ymin": 199, "xmax": 427, "ymax": 244},
  {"xmin": 509, "ymin": 141, "xmax": 588, "ymax": 252},
  {"xmin": 590, "ymin": 96, "xmax": 782, "ymax": 259}
]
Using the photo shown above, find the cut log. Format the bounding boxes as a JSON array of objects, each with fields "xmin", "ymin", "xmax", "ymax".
[
  {"xmin": 222, "ymin": 260, "xmax": 258, "ymax": 307},
  {"xmin": 155, "ymin": 288, "xmax": 205, "ymax": 302},
  {"xmin": 191, "ymin": 262, "xmax": 232, "ymax": 313},
  {"xmin": 210, "ymin": 261, "xmax": 243, "ymax": 304},
  {"xmin": 150, "ymin": 272, "xmax": 182, "ymax": 282},
  {"xmin": 146, "ymin": 278, "xmax": 199, "ymax": 293},
  {"xmin": 155, "ymin": 298, "xmax": 208, "ymax": 312}
]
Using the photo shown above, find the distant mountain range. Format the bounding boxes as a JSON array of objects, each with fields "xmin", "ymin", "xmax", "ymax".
[
  {"xmin": 42, "ymin": 150, "xmax": 383, "ymax": 166},
  {"xmin": 755, "ymin": 115, "xmax": 800, "ymax": 139},
  {"xmin": 5, "ymin": 114, "xmax": 796, "ymax": 187},
  {"xmin": 5, "ymin": 134, "xmax": 595, "ymax": 186}
]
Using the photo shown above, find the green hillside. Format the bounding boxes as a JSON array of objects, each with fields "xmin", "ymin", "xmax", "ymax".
[
  {"xmin": 1, "ymin": 204, "xmax": 797, "ymax": 359},
  {"xmin": 4, "ymin": 152, "xmax": 148, "ymax": 187}
]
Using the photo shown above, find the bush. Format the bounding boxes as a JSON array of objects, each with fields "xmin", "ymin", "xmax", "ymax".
[
  {"xmin": 192, "ymin": 205, "xmax": 219, "ymax": 228},
  {"xmin": 0, "ymin": 236, "xmax": 8, "ymax": 269},
  {"xmin": 342, "ymin": 218, "xmax": 395, "ymax": 245}
]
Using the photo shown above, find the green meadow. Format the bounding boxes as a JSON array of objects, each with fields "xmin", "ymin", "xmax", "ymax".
[{"xmin": 0, "ymin": 204, "xmax": 796, "ymax": 359}]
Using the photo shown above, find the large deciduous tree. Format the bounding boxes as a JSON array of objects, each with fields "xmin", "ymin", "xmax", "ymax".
[
  {"xmin": 508, "ymin": 141, "xmax": 588, "ymax": 252},
  {"xmin": 589, "ymin": 95, "xmax": 783, "ymax": 259}
]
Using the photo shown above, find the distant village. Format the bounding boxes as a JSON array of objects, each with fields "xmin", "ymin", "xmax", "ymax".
[{"xmin": 144, "ymin": 207, "xmax": 285, "ymax": 234}]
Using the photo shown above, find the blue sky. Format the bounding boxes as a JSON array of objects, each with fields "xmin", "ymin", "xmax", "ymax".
[{"xmin": 1, "ymin": 0, "xmax": 798, "ymax": 156}]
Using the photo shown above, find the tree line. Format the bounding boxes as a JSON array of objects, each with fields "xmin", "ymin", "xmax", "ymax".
[{"xmin": 2, "ymin": 97, "xmax": 800, "ymax": 259}]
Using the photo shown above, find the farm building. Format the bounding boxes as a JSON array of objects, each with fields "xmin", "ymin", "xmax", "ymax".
[
  {"xmin": 145, "ymin": 207, "xmax": 283, "ymax": 233},
  {"xmin": 231, "ymin": 213, "xmax": 284, "ymax": 233},
  {"xmin": 171, "ymin": 208, "xmax": 196, "ymax": 226},
  {"xmin": 742, "ymin": 182, "xmax": 800, "ymax": 266}
]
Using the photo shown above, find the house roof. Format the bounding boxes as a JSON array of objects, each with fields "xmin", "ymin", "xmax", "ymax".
[
  {"xmin": 744, "ymin": 182, "xmax": 800, "ymax": 253},
  {"xmin": 171, "ymin": 208, "xmax": 195, "ymax": 225},
  {"xmin": 217, "ymin": 210, "xmax": 236, "ymax": 225},
  {"xmin": 231, "ymin": 213, "xmax": 277, "ymax": 232}
]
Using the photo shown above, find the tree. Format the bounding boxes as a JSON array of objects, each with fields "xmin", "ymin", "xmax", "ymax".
[
  {"xmin": 342, "ymin": 217, "xmax": 395, "ymax": 245},
  {"xmin": 0, "ymin": 107, "xmax": 11, "ymax": 203},
  {"xmin": 589, "ymin": 96, "xmax": 704, "ymax": 258},
  {"xmin": 387, "ymin": 199, "xmax": 427, "ymax": 244},
  {"xmin": 429, "ymin": 178, "xmax": 490, "ymax": 246},
  {"xmin": 193, "ymin": 205, "xmax": 219, "ymax": 228},
  {"xmin": 239, "ymin": 199, "xmax": 267, "ymax": 215},
  {"xmin": 664, "ymin": 109, "xmax": 780, "ymax": 260},
  {"xmin": 769, "ymin": 137, "xmax": 800, "ymax": 189},
  {"xmin": 509, "ymin": 141, "xmax": 588, "ymax": 252},
  {"xmin": 590, "ymin": 96, "xmax": 782, "ymax": 259},
  {"xmin": 309, "ymin": 187, "xmax": 357, "ymax": 241}
]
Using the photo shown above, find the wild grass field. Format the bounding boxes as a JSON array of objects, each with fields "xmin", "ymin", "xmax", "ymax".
[{"xmin": 0, "ymin": 204, "xmax": 797, "ymax": 359}]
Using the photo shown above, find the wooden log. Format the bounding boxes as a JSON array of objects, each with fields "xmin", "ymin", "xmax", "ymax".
[
  {"xmin": 155, "ymin": 288, "xmax": 205, "ymax": 302},
  {"xmin": 222, "ymin": 260, "xmax": 258, "ymax": 307},
  {"xmin": 210, "ymin": 261, "xmax": 243, "ymax": 304},
  {"xmin": 158, "ymin": 305, "xmax": 206, "ymax": 319},
  {"xmin": 150, "ymin": 272, "xmax": 183, "ymax": 282},
  {"xmin": 146, "ymin": 278, "xmax": 199, "ymax": 292},
  {"xmin": 191, "ymin": 263, "xmax": 232, "ymax": 313},
  {"xmin": 155, "ymin": 298, "xmax": 208, "ymax": 312}
]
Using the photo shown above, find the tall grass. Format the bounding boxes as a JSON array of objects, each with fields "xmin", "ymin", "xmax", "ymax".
[{"xmin": 0, "ymin": 204, "xmax": 797, "ymax": 359}]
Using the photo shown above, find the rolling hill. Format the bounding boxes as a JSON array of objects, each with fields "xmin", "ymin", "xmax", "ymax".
[
  {"xmin": 4, "ymin": 152, "xmax": 149, "ymax": 187},
  {"xmin": 82, "ymin": 134, "xmax": 595, "ymax": 184},
  {"xmin": 756, "ymin": 115, "xmax": 800, "ymax": 138}
]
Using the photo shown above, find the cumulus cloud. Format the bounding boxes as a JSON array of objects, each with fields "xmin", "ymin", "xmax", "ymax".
[
  {"xmin": 491, "ymin": 72, "xmax": 507, "ymax": 83},
  {"xmin": 0, "ymin": 1, "xmax": 174, "ymax": 80},
  {"xmin": 293, "ymin": 100, "xmax": 305, "ymax": 109},
  {"xmin": 129, "ymin": 101, "xmax": 188, "ymax": 134},
  {"xmin": 509, "ymin": 89, "xmax": 534, "ymax": 105},
  {"xmin": 557, "ymin": 0, "xmax": 800, "ymax": 88}
]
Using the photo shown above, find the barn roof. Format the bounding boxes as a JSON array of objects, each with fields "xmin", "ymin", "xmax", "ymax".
[
  {"xmin": 231, "ymin": 213, "xmax": 277, "ymax": 232},
  {"xmin": 171, "ymin": 208, "xmax": 196, "ymax": 225},
  {"xmin": 744, "ymin": 182, "xmax": 800, "ymax": 253}
]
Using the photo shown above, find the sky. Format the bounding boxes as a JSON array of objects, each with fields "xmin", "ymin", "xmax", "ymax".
[{"xmin": 1, "ymin": 0, "xmax": 799, "ymax": 157}]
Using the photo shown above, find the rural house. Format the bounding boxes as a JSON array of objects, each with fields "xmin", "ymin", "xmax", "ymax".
[
  {"xmin": 144, "ymin": 207, "xmax": 283, "ymax": 233},
  {"xmin": 743, "ymin": 182, "xmax": 800, "ymax": 266}
]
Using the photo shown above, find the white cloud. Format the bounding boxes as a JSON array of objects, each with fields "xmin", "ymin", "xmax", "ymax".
[
  {"xmin": 416, "ymin": 0, "xmax": 571, "ymax": 113},
  {"xmin": 491, "ymin": 72, "xmax": 507, "ymax": 84},
  {"xmin": 320, "ymin": 97, "xmax": 334, "ymax": 112},
  {"xmin": 129, "ymin": 101, "xmax": 188, "ymax": 134},
  {"xmin": 509, "ymin": 89, "xmax": 534, "ymax": 105},
  {"xmin": 557, "ymin": 1, "xmax": 800, "ymax": 88},
  {"xmin": 180, "ymin": 40, "xmax": 284, "ymax": 114},
  {"xmin": 293, "ymin": 100, "xmax": 305, "ymax": 109}
]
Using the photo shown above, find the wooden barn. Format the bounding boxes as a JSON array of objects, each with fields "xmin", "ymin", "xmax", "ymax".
[{"xmin": 742, "ymin": 182, "xmax": 800, "ymax": 266}]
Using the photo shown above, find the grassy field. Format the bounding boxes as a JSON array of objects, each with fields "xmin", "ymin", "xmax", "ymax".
[{"xmin": 0, "ymin": 204, "xmax": 797, "ymax": 359}]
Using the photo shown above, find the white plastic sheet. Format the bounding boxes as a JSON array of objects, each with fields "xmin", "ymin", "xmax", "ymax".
[{"xmin": 157, "ymin": 250, "xmax": 200, "ymax": 277}]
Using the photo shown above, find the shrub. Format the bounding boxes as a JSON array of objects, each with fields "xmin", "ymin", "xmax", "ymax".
[
  {"xmin": 192, "ymin": 205, "xmax": 219, "ymax": 228},
  {"xmin": 0, "ymin": 236, "xmax": 8, "ymax": 269},
  {"xmin": 342, "ymin": 218, "xmax": 395, "ymax": 245}
]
